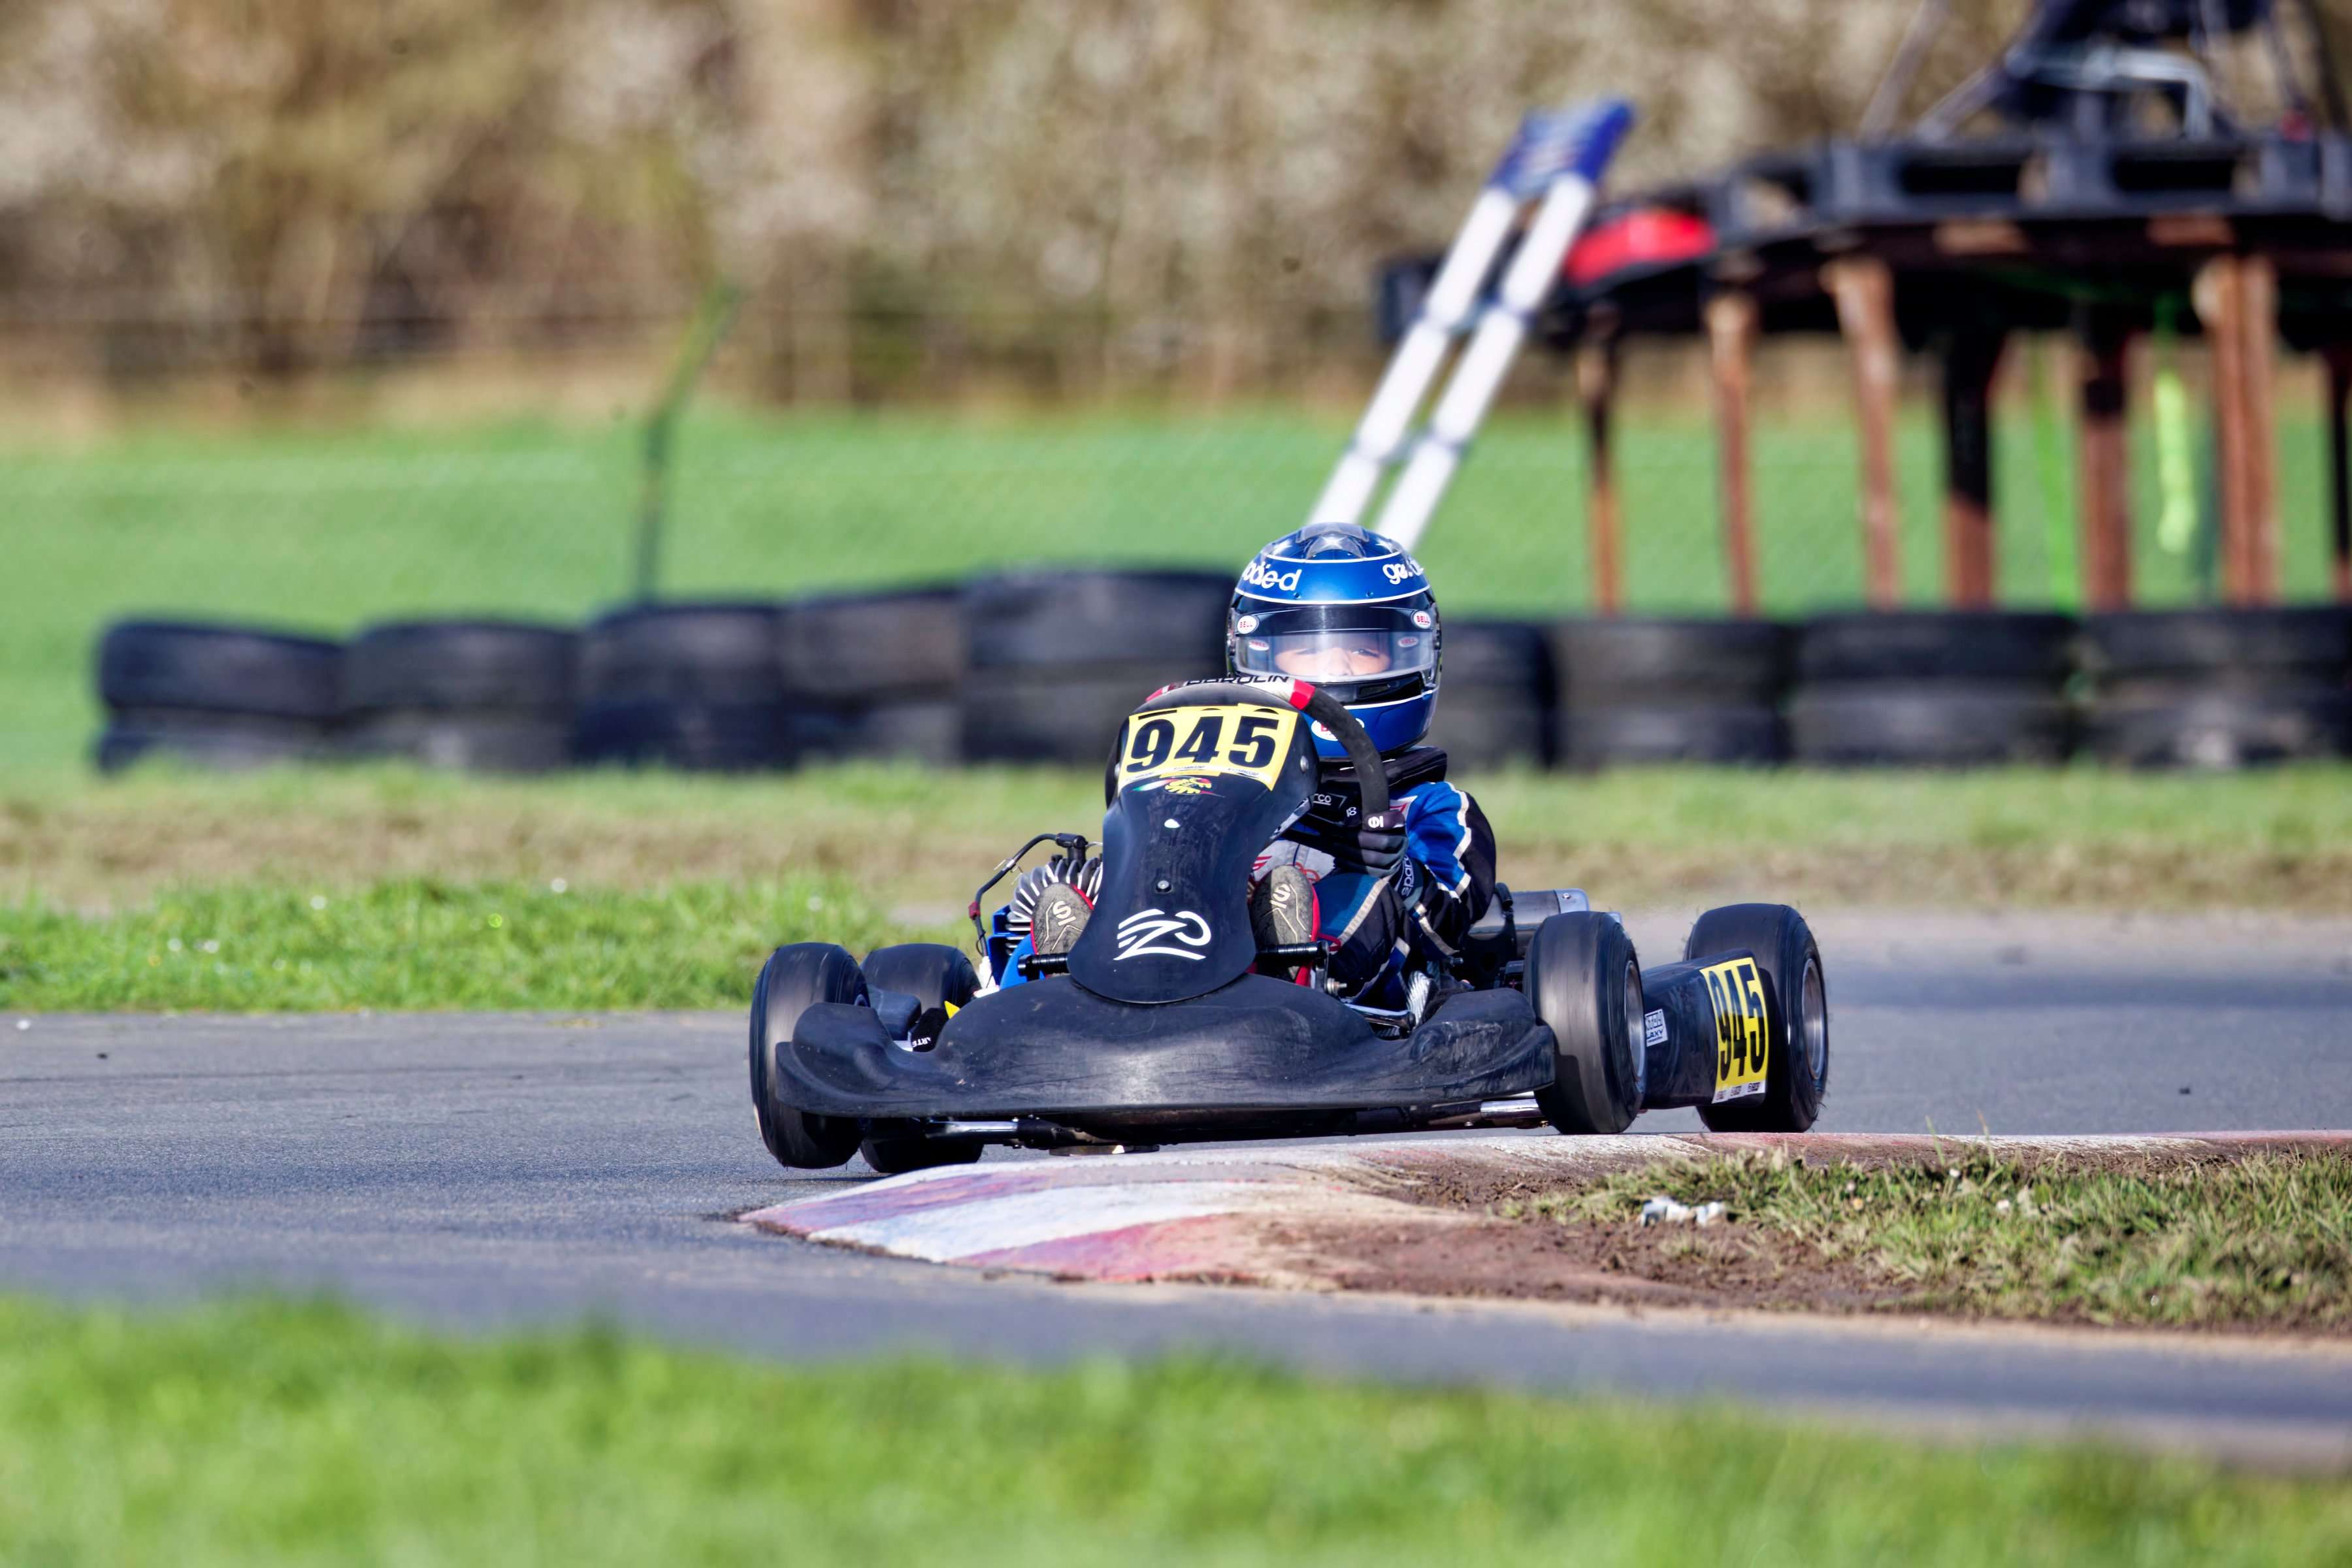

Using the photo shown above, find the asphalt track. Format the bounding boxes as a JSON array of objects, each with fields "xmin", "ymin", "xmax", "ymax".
[{"xmin": 6, "ymin": 909, "xmax": 2352, "ymax": 1462}]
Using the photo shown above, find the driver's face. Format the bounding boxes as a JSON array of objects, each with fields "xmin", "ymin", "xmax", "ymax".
[{"xmin": 1273, "ymin": 640, "xmax": 1392, "ymax": 680}]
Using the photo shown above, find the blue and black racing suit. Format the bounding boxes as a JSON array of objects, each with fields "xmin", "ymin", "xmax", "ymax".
[{"xmin": 1256, "ymin": 745, "xmax": 1497, "ymax": 1007}]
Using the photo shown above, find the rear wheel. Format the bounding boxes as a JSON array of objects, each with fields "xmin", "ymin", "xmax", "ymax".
[
  {"xmin": 857, "ymin": 943, "xmax": 986, "ymax": 1175},
  {"xmin": 1685, "ymin": 904, "xmax": 1827, "ymax": 1133},
  {"xmin": 1527, "ymin": 913, "xmax": 1644, "ymax": 1135},
  {"xmin": 859, "ymin": 943, "xmax": 981, "ymax": 1011},
  {"xmin": 749, "ymin": 943, "xmax": 866, "ymax": 1169}
]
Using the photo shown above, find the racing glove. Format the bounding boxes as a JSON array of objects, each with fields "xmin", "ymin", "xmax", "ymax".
[{"xmin": 1288, "ymin": 800, "xmax": 1407, "ymax": 875}]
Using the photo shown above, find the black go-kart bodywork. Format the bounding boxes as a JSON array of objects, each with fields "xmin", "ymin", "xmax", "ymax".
[{"xmin": 750, "ymin": 677, "xmax": 1828, "ymax": 1173}]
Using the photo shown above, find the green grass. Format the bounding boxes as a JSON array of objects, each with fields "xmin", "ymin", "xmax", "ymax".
[
  {"xmin": 8, "ymin": 758, "xmax": 2352, "ymax": 1011},
  {"xmin": 9, "ymin": 402, "xmax": 2345, "ymax": 774},
  {"xmin": 1, "ymin": 1295, "xmax": 2346, "ymax": 1566},
  {"xmin": 1527, "ymin": 1148, "xmax": 2352, "ymax": 1333},
  {"xmin": 0, "ymin": 876, "xmax": 902, "ymax": 1012}
]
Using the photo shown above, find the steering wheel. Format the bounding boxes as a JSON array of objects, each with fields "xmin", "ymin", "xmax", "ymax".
[{"xmin": 1129, "ymin": 679, "xmax": 1392, "ymax": 828}]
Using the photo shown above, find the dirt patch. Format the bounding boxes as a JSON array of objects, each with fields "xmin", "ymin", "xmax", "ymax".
[
  {"xmin": 1264, "ymin": 1213, "xmax": 1896, "ymax": 1311},
  {"xmin": 1277, "ymin": 1141, "xmax": 2352, "ymax": 1335}
]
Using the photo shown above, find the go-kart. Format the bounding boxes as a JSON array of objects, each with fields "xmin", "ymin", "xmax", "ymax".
[{"xmin": 749, "ymin": 676, "xmax": 1828, "ymax": 1175}]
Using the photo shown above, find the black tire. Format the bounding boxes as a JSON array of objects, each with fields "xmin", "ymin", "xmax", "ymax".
[
  {"xmin": 1526, "ymin": 912, "xmax": 1644, "ymax": 1135},
  {"xmin": 340, "ymin": 711, "xmax": 576, "ymax": 774},
  {"xmin": 859, "ymin": 943, "xmax": 981, "ymax": 1010},
  {"xmin": 964, "ymin": 569, "xmax": 1233, "ymax": 671},
  {"xmin": 1561, "ymin": 703, "xmax": 1784, "ymax": 766},
  {"xmin": 343, "ymin": 620, "xmax": 576, "ymax": 713},
  {"xmin": 95, "ymin": 711, "xmax": 328, "ymax": 774},
  {"xmin": 2083, "ymin": 607, "xmax": 2352, "ymax": 678},
  {"xmin": 1425, "ymin": 692, "xmax": 1553, "ymax": 768},
  {"xmin": 579, "ymin": 602, "xmax": 786, "ymax": 704},
  {"xmin": 823, "ymin": 699, "xmax": 964, "ymax": 764},
  {"xmin": 1685, "ymin": 903, "xmax": 1827, "ymax": 1133},
  {"xmin": 749, "ymin": 943, "xmax": 866, "ymax": 1170},
  {"xmin": 777, "ymin": 588, "xmax": 966, "ymax": 701},
  {"xmin": 574, "ymin": 696, "xmax": 796, "ymax": 771},
  {"xmin": 858, "ymin": 1132, "xmax": 983, "ymax": 1176},
  {"xmin": 1787, "ymin": 682, "xmax": 2072, "ymax": 766},
  {"xmin": 1795, "ymin": 612, "xmax": 2078, "ymax": 685},
  {"xmin": 1552, "ymin": 617, "xmax": 1788, "ymax": 704},
  {"xmin": 97, "ymin": 620, "xmax": 343, "ymax": 721},
  {"xmin": 2084, "ymin": 683, "xmax": 2352, "ymax": 768},
  {"xmin": 960, "ymin": 666, "xmax": 1182, "ymax": 764}
]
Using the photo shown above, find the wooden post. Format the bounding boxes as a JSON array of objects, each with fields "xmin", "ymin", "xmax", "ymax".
[
  {"xmin": 2076, "ymin": 319, "xmax": 2134, "ymax": 612},
  {"xmin": 1827, "ymin": 257, "xmax": 1903, "ymax": 608},
  {"xmin": 2328, "ymin": 344, "xmax": 2352, "ymax": 602},
  {"xmin": 2195, "ymin": 257, "xmax": 2256, "ymax": 604},
  {"xmin": 2240, "ymin": 255, "xmax": 2280, "ymax": 604},
  {"xmin": 1578, "ymin": 342, "xmax": 1623, "ymax": 616},
  {"xmin": 1940, "ymin": 330, "xmax": 2006, "ymax": 607},
  {"xmin": 1706, "ymin": 292, "xmax": 1761, "ymax": 615}
]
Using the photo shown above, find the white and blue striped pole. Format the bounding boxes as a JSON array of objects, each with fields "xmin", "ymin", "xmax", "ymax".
[
  {"xmin": 1369, "ymin": 99, "xmax": 1633, "ymax": 550},
  {"xmin": 1307, "ymin": 123, "xmax": 1537, "ymax": 531}
]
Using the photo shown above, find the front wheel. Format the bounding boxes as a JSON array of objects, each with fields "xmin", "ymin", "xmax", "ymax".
[
  {"xmin": 1686, "ymin": 904, "xmax": 1827, "ymax": 1133},
  {"xmin": 749, "ymin": 943, "xmax": 866, "ymax": 1169},
  {"xmin": 1527, "ymin": 913, "xmax": 1644, "ymax": 1135},
  {"xmin": 859, "ymin": 1128, "xmax": 985, "ymax": 1177}
]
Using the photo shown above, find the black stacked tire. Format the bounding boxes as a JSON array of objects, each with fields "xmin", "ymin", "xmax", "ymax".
[
  {"xmin": 1424, "ymin": 621, "xmax": 1554, "ymax": 768},
  {"xmin": 94, "ymin": 620, "xmax": 342, "ymax": 773},
  {"xmin": 960, "ymin": 569, "xmax": 1233, "ymax": 764},
  {"xmin": 1552, "ymin": 618, "xmax": 1787, "ymax": 766},
  {"xmin": 2082, "ymin": 608, "xmax": 2352, "ymax": 768},
  {"xmin": 340, "ymin": 619, "xmax": 577, "ymax": 773},
  {"xmin": 575, "ymin": 602, "xmax": 796, "ymax": 771},
  {"xmin": 1787, "ymin": 611, "xmax": 2076, "ymax": 766},
  {"xmin": 777, "ymin": 587, "xmax": 966, "ymax": 764}
]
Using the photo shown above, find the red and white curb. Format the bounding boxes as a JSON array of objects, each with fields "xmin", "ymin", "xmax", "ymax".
[{"xmin": 743, "ymin": 1130, "xmax": 2351, "ymax": 1286}]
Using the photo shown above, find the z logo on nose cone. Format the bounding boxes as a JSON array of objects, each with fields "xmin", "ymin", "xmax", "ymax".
[{"xmin": 1113, "ymin": 908, "xmax": 1212, "ymax": 961}]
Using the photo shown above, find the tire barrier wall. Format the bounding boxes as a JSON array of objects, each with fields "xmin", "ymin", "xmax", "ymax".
[{"xmin": 90, "ymin": 598, "xmax": 2352, "ymax": 775}]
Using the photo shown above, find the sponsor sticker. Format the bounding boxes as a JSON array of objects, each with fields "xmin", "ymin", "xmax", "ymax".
[
  {"xmin": 1702, "ymin": 954, "xmax": 1770, "ymax": 1104},
  {"xmin": 1643, "ymin": 1009, "xmax": 1668, "ymax": 1049},
  {"xmin": 1120, "ymin": 702, "xmax": 1300, "ymax": 790},
  {"xmin": 1240, "ymin": 558, "xmax": 1303, "ymax": 593},
  {"xmin": 1112, "ymin": 908, "xmax": 1212, "ymax": 962}
]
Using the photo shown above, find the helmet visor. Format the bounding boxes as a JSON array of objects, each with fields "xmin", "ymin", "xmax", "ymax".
[{"xmin": 1233, "ymin": 604, "xmax": 1435, "ymax": 688}]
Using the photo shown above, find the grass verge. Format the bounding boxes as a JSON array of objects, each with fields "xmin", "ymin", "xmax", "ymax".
[
  {"xmin": 1, "ymin": 1294, "xmax": 2347, "ymax": 1566},
  {"xmin": 13, "ymin": 760, "xmax": 2352, "ymax": 917},
  {"xmin": 1460, "ymin": 1148, "xmax": 2352, "ymax": 1333},
  {"xmin": 0, "ymin": 877, "xmax": 900, "ymax": 1011}
]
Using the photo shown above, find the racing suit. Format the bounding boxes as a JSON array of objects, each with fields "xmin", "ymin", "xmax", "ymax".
[{"xmin": 1254, "ymin": 745, "xmax": 1497, "ymax": 1008}]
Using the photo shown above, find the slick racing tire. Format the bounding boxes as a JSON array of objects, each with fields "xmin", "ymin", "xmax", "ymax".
[
  {"xmin": 749, "ymin": 943, "xmax": 867, "ymax": 1170},
  {"xmin": 858, "ymin": 1129, "xmax": 983, "ymax": 1177},
  {"xmin": 1527, "ymin": 912, "xmax": 1644, "ymax": 1135},
  {"xmin": 1685, "ymin": 904, "xmax": 1827, "ymax": 1134},
  {"xmin": 859, "ymin": 943, "xmax": 981, "ymax": 1011},
  {"xmin": 851, "ymin": 945, "xmax": 986, "ymax": 1175}
]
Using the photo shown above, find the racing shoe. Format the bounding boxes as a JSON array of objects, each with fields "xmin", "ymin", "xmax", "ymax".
[
  {"xmin": 1250, "ymin": 863, "xmax": 1317, "ymax": 965},
  {"xmin": 1029, "ymin": 881, "xmax": 1092, "ymax": 958}
]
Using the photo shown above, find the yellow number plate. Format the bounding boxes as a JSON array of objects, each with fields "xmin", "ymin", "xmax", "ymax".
[
  {"xmin": 1119, "ymin": 703, "xmax": 1301, "ymax": 791},
  {"xmin": 1702, "ymin": 955, "xmax": 1770, "ymax": 1105}
]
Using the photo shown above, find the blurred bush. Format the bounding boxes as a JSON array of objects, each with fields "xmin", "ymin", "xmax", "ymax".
[{"xmin": 0, "ymin": 0, "xmax": 2332, "ymax": 401}]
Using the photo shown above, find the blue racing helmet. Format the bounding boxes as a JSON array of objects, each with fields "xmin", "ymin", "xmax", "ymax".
[{"xmin": 1228, "ymin": 521, "xmax": 1441, "ymax": 759}]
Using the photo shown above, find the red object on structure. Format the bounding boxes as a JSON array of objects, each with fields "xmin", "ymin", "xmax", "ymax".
[{"xmin": 1564, "ymin": 209, "xmax": 1715, "ymax": 286}]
